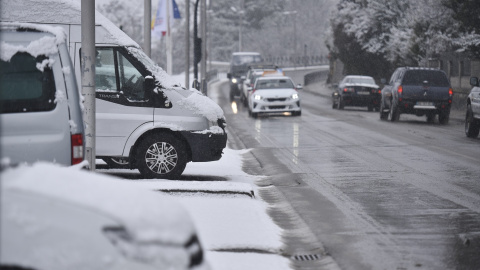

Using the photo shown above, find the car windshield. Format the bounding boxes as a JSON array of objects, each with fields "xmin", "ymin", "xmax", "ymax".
[
  {"xmin": 403, "ymin": 70, "xmax": 450, "ymax": 87},
  {"xmin": 256, "ymin": 79, "xmax": 294, "ymax": 89}
]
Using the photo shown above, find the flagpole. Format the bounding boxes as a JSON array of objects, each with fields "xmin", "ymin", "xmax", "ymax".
[{"xmin": 166, "ymin": 0, "xmax": 173, "ymax": 74}]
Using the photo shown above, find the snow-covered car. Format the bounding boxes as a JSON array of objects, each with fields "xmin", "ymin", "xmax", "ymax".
[
  {"xmin": 0, "ymin": 162, "xmax": 208, "ymax": 270},
  {"xmin": 332, "ymin": 75, "xmax": 381, "ymax": 111},
  {"xmin": 248, "ymin": 76, "xmax": 302, "ymax": 118},
  {"xmin": 0, "ymin": 23, "xmax": 84, "ymax": 166}
]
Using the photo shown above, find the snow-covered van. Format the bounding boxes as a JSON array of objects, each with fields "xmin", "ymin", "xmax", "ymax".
[
  {"xmin": 1, "ymin": 0, "xmax": 227, "ymax": 179},
  {"xmin": 0, "ymin": 22, "xmax": 85, "ymax": 167}
]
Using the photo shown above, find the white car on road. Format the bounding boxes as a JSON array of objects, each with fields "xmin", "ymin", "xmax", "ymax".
[{"xmin": 248, "ymin": 76, "xmax": 302, "ymax": 118}]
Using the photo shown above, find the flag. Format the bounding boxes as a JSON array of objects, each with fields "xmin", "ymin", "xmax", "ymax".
[{"xmin": 151, "ymin": 0, "xmax": 181, "ymax": 39}]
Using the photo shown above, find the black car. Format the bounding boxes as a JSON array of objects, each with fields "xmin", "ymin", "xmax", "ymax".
[
  {"xmin": 380, "ymin": 67, "xmax": 453, "ymax": 124},
  {"xmin": 332, "ymin": 75, "xmax": 381, "ymax": 111}
]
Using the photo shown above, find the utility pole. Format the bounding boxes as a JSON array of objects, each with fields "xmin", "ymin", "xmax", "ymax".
[
  {"xmin": 185, "ymin": 0, "xmax": 190, "ymax": 88},
  {"xmin": 81, "ymin": 0, "xmax": 96, "ymax": 170},
  {"xmin": 200, "ymin": 0, "xmax": 207, "ymax": 94},
  {"xmin": 193, "ymin": 0, "xmax": 201, "ymax": 83},
  {"xmin": 144, "ymin": 0, "xmax": 151, "ymax": 57}
]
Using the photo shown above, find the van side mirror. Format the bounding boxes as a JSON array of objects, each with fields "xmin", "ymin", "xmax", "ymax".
[
  {"xmin": 227, "ymin": 73, "xmax": 232, "ymax": 79},
  {"xmin": 296, "ymin": 84, "xmax": 303, "ymax": 90},
  {"xmin": 145, "ymin": 76, "xmax": 155, "ymax": 91},
  {"xmin": 470, "ymin": 77, "xmax": 479, "ymax": 87}
]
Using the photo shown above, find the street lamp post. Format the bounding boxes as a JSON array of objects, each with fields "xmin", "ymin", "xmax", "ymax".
[
  {"xmin": 230, "ymin": 6, "xmax": 244, "ymax": 52},
  {"xmin": 282, "ymin": 10, "xmax": 297, "ymax": 66}
]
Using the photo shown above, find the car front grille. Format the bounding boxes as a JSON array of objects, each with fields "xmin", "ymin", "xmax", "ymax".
[{"xmin": 266, "ymin": 98, "xmax": 287, "ymax": 102}]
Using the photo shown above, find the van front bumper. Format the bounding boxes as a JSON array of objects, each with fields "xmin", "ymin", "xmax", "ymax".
[{"xmin": 181, "ymin": 130, "xmax": 227, "ymax": 162}]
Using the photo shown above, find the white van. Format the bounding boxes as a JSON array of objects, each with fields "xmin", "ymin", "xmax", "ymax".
[
  {"xmin": 2, "ymin": 0, "xmax": 227, "ymax": 179},
  {"xmin": 0, "ymin": 22, "xmax": 85, "ymax": 166}
]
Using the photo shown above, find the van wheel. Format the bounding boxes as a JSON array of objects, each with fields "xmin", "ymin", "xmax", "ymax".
[
  {"xmin": 465, "ymin": 104, "xmax": 480, "ymax": 138},
  {"xmin": 136, "ymin": 133, "xmax": 188, "ymax": 179},
  {"xmin": 103, "ymin": 157, "xmax": 129, "ymax": 169}
]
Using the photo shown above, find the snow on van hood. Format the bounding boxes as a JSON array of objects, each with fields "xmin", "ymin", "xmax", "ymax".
[
  {"xmin": 175, "ymin": 88, "xmax": 225, "ymax": 122},
  {"xmin": 1, "ymin": 162, "xmax": 196, "ymax": 244},
  {"xmin": 1, "ymin": 0, "xmax": 139, "ymax": 48},
  {"xmin": 0, "ymin": 22, "xmax": 66, "ymax": 62}
]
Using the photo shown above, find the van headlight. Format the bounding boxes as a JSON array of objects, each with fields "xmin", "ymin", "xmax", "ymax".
[
  {"xmin": 231, "ymin": 78, "xmax": 238, "ymax": 83},
  {"xmin": 292, "ymin": 93, "xmax": 299, "ymax": 100}
]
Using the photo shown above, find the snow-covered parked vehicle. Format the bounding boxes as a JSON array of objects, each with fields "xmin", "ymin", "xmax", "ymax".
[
  {"xmin": 0, "ymin": 162, "xmax": 208, "ymax": 270},
  {"xmin": 2, "ymin": 0, "xmax": 227, "ymax": 179},
  {"xmin": 0, "ymin": 23, "xmax": 85, "ymax": 166}
]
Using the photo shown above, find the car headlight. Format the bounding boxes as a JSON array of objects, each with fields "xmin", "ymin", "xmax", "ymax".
[
  {"xmin": 231, "ymin": 78, "xmax": 238, "ymax": 83},
  {"xmin": 292, "ymin": 93, "xmax": 299, "ymax": 100},
  {"xmin": 254, "ymin": 94, "xmax": 262, "ymax": 100}
]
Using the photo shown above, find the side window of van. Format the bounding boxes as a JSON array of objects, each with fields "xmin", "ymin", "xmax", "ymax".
[
  {"xmin": 0, "ymin": 53, "xmax": 56, "ymax": 113},
  {"xmin": 91, "ymin": 48, "xmax": 146, "ymax": 103}
]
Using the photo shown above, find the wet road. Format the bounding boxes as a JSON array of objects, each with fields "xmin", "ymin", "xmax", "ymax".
[{"xmin": 211, "ymin": 79, "xmax": 480, "ymax": 270}]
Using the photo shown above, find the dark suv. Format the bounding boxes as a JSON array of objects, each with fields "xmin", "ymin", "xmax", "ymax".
[
  {"xmin": 227, "ymin": 52, "xmax": 262, "ymax": 100},
  {"xmin": 380, "ymin": 67, "xmax": 453, "ymax": 124}
]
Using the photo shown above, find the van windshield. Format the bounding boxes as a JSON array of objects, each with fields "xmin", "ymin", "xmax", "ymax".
[
  {"xmin": 232, "ymin": 54, "xmax": 263, "ymax": 66},
  {"xmin": 0, "ymin": 53, "xmax": 56, "ymax": 113},
  {"xmin": 127, "ymin": 46, "xmax": 181, "ymax": 88}
]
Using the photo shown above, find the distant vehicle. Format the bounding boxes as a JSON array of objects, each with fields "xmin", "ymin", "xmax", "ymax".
[
  {"xmin": 380, "ymin": 67, "xmax": 453, "ymax": 124},
  {"xmin": 227, "ymin": 52, "xmax": 263, "ymax": 100},
  {"xmin": 241, "ymin": 64, "xmax": 280, "ymax": 106},
  {"xmin": 248, "ymin": 76, "xmax": 302, "ymax": 118},
  {"xmin": 465, "ymin": 77, "xmax": 480, "ymax": 138},
  {"xmin": 3, "ymin": 0, "xmax": 227, "ymax": 179},
  {"xmin": 0, "ymin": 23, "xmax": 84, "ymax": 166},
  {"xmin": 332, "ymin": 75, "xmax": 381, "ymax": 111},
  {"xmin": 1, "ymin": 163, "xmax": 207, "ymax": 270}
]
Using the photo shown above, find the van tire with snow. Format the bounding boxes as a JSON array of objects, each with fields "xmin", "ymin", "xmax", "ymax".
[{"xmin": 136, "ymin": 133, "xmax": 188, "ymax": 179}]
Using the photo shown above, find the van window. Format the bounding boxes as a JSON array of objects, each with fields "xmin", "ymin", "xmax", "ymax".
[
  {"xmin": 94, "ymin": 48, "xmax": 145, "ymax": 101},
  {"xmin": 0, "ymin": 53, "xmax": 56, "ymax": 113}
]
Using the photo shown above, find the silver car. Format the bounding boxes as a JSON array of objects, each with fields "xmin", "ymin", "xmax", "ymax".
[{"xmin": 0, "ymin": 23, "xmax": 84, "ymax": 166}]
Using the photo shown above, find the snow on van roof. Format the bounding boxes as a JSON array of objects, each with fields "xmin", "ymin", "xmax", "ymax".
[
  {"xmin": 0, "ymin": 0, "xmax": 139, "ymax": 48},
  {"xmin": 0, "ymin": 22, "xmax": 66, "ymax": 62}
]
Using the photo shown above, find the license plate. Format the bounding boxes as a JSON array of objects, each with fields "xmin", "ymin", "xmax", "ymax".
[
  {"xmin": 417, "ymin": 101, "xmax": 433, "ymax": 106},
  {"xmin": 357, "ymin": 91, "xmax": 370, "ymax": 95}
]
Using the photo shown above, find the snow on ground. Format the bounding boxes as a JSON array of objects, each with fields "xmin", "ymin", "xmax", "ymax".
[{"xmin": 96, "ymin": 148, "xmax": 293, "ymax": 270}]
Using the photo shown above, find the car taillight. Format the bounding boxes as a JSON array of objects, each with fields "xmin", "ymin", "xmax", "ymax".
[
  {"xmin": 378, "ymin": 89, "xmax": 382, "ymax": 94},
  {"xmin": 449, "ymin": 88, "xmax": 453, "ymax": 96},
  {"xmin": 398, "ymin": 85, "xmax": 403, "ymax": 94},
  {"xmin": 71, "ymin": 133, "xmax": 84, "ymax": 165}
]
